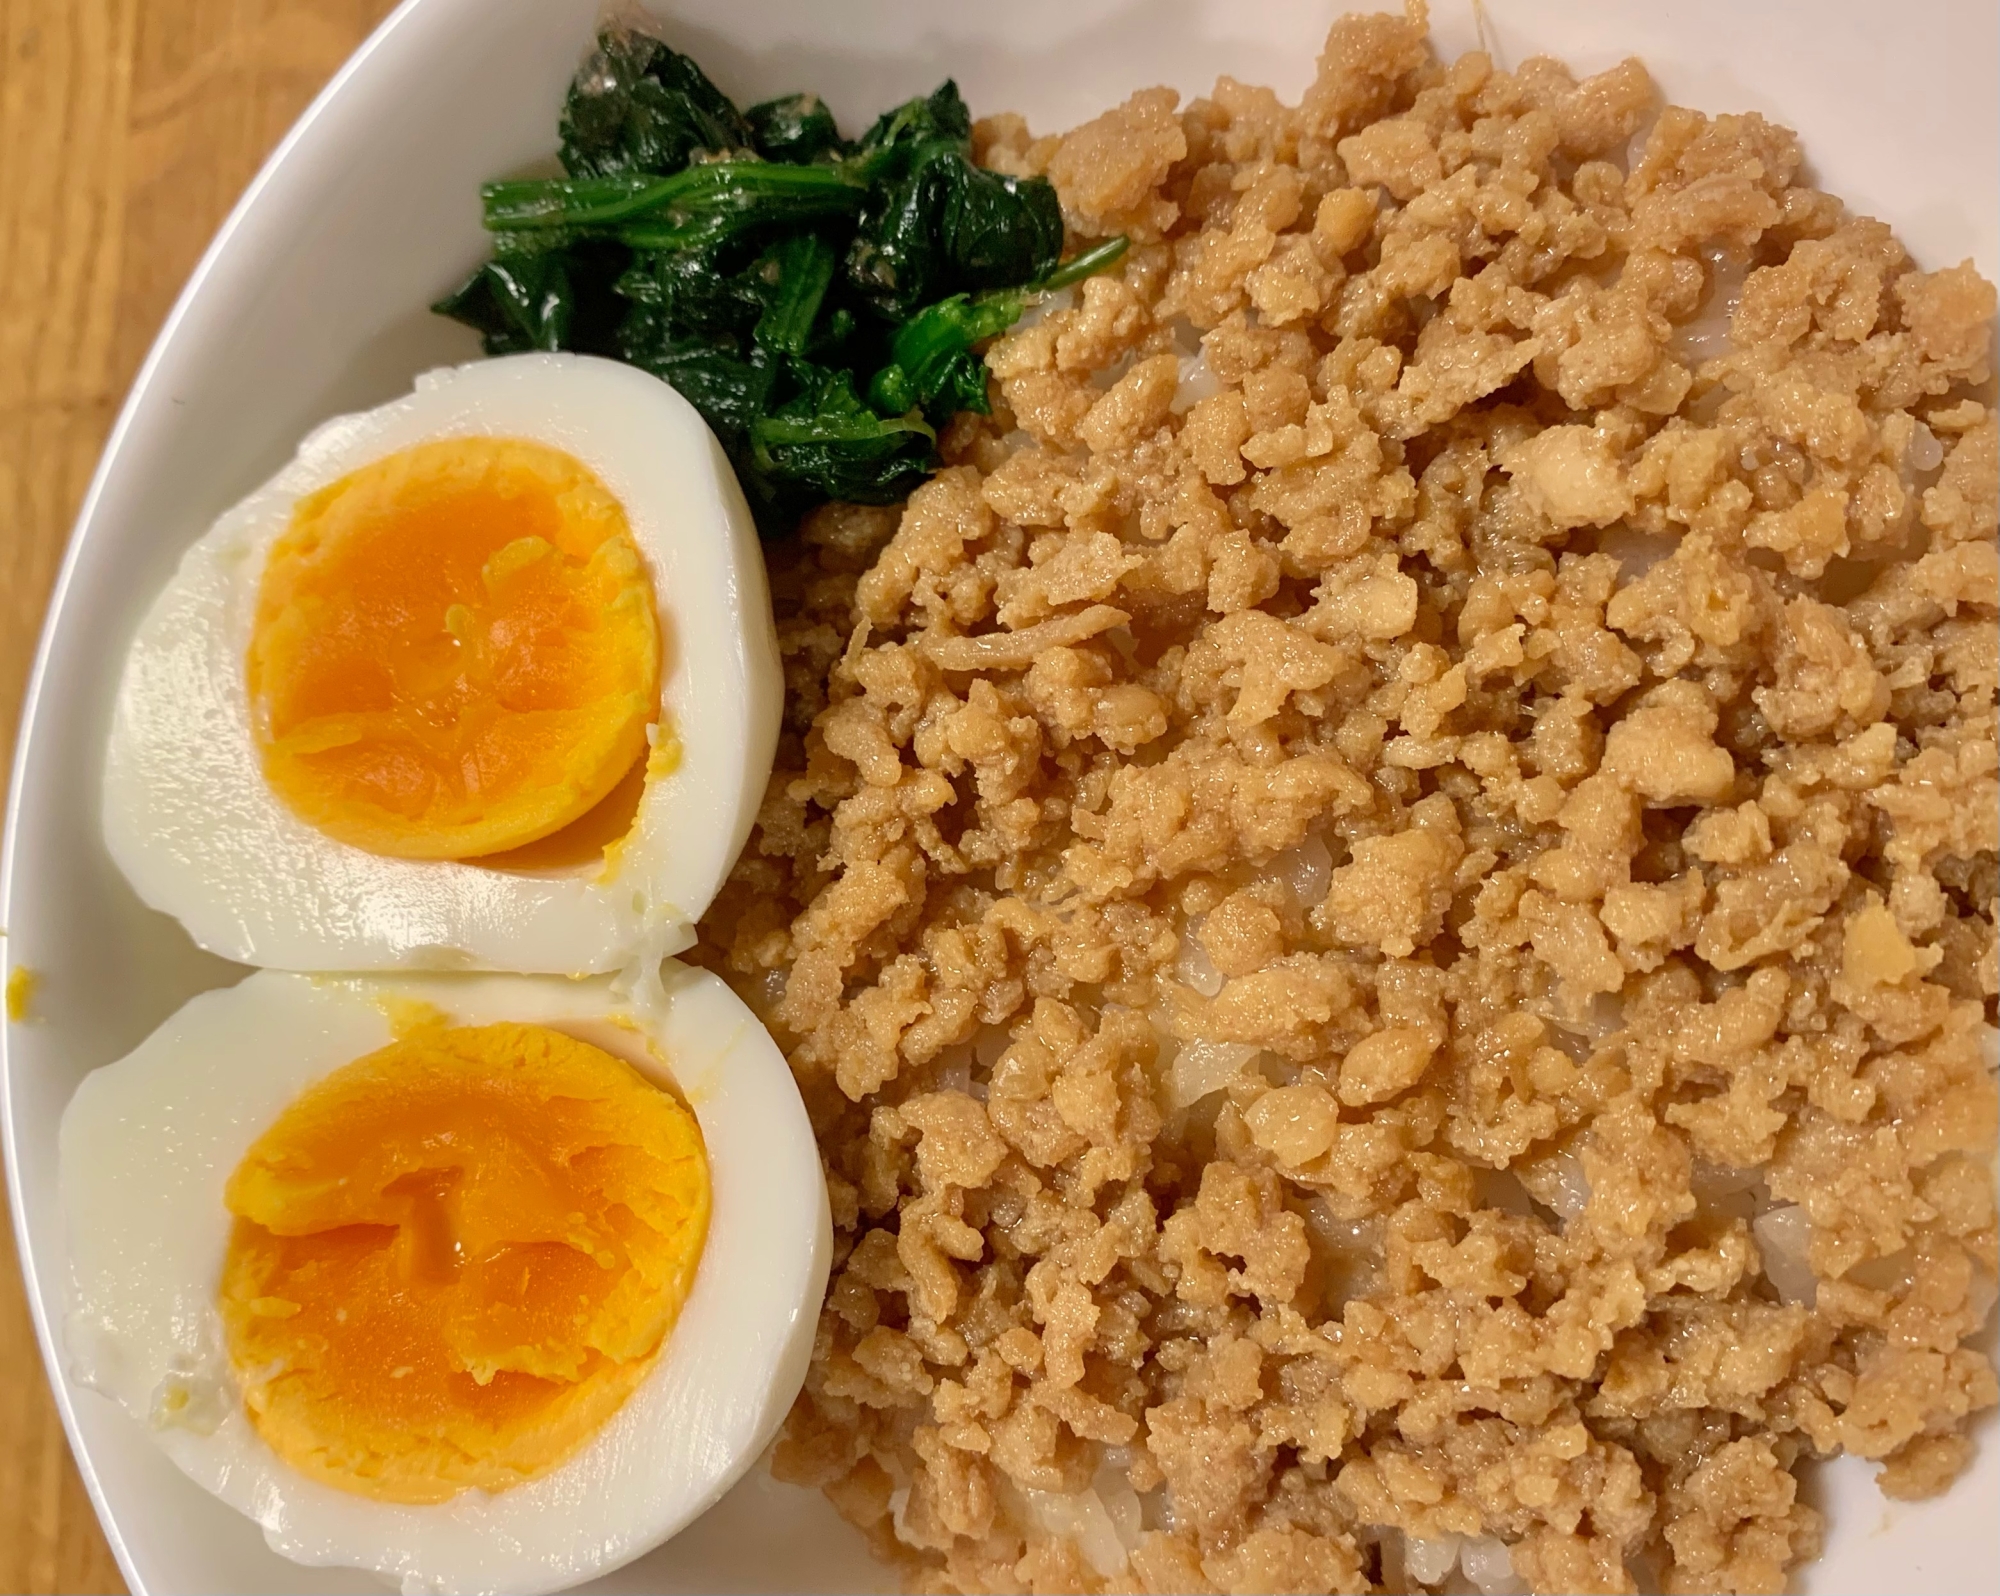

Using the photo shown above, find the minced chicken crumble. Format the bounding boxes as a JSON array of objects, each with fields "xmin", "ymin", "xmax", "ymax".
[{"xmin": 692, "ymin": 5, "xmax": 2000, "ymax": 1591}]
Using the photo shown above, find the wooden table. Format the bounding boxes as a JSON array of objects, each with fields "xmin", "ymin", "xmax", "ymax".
[{"xmin": 0, "ymin": 4, "xmax": 396, "ymax": 1589}]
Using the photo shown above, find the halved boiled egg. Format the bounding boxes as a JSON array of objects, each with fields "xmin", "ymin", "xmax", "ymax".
[
  {"xmin": 59, "ymin": 965, "xmax": 830, "ymax": 1595},
  {"xmin": 104, "ymin": 353, "xmax": 781, "ymax": 973}
]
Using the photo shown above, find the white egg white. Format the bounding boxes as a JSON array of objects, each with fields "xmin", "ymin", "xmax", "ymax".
[
  {"xmin": 102, "ymin": 353, "xmax": 782, "ymax": 975},
  {"xmin": 59, "ymin": 965, "xmax": 831, "ymax": 1596}
]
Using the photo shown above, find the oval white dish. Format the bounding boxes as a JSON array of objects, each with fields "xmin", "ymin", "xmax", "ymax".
[{"xmin": 3, "ymin": 1, "xmax": 1993, "ymax": 1591}]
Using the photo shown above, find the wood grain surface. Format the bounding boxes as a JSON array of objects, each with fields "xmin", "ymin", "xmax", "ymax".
[{"xmin": 0, "ymin": 4, "xmax": 396, "ymax": 1590}]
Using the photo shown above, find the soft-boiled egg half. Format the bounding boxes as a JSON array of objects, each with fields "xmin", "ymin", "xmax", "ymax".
[
  {"xmin": 104, "ymin": 353, "xmax": 781, "ymax": 973},
  {"xmin": 60, "ymin": 964, "xmax": 830, "ymax": 1595}
]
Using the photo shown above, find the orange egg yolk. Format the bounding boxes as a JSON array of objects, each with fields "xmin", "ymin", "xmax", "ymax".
[
  {"xmin": 247, "ymin": 438, "xmax": 661, "ymax": 860},
  {"xmin": 218, "ymin": 1022, "xmax": 708, "ymax": 1504}
]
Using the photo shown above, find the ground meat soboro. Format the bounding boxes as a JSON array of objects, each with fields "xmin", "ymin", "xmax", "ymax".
[{"xmin": 693, "ymin": 6, "xmax": 2000, "ymax": 1591}]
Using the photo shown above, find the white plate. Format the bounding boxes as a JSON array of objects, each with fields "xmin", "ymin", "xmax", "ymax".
[{"xmin": 3, "ymin": 1, "xmax": 1994, "ymax": 1591}]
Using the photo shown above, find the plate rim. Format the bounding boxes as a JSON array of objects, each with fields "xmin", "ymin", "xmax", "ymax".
[{"xmin": 4, "ymin": 2, "xmax": 1994, "ymax": 1592}]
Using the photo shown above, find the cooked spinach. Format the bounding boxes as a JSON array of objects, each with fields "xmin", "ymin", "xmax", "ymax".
[
  {"xmin": 754, "ymin": 234, "xmax": 840, "ymax": 357},
  {"xmin": 483, "ymin": 162, "xmax": 869, "ymax": 253},
  {"xmin": 557, "ymin": 27, "xmax": 751, "ymax": 179},
  {"xmin": 433, "ymin": 239, "xmax": 631, "ymax": 357},
  {"xmin": 847, "ymin": 144, "xmax": 1065, "ymax": 321},
  {"xmin": 751, "ymin": 366, "xmax": 938, "ymax": 509},
  {"xmin": 852, "ymin": 81, "xmax": 973, "ymax": 167},
  {"xmin": 868, "ymin": 237, "xmax": 1130, "ymax": 422},
  {"xmin": 746, "ymin": 93, "xmax": 843, "ymax": 164},
  {"xmin": 436, "ymin": 23, "xmax": 1127, "ymax": 535}
]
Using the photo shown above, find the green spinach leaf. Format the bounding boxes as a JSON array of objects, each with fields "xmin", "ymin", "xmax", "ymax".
[
  {"xmin": 747, "ymin": 93, "xmax": 846, "ymax": 164},
  {"xmin": 434, "ymin": 241, "xmax": 629, "ymax": 357},
  {"xmin": 866, "ymin": 292, "xmax": 1018, "ymax": 419},
  {"xmin": 853, "ymin": 81, "xmax": 972, "ymax": 170},
  {"xmin": 865, "ymin": 238, "xmax": 1131, "ymax": 420},
  {"xmin": 615, "ymin": 246, "xmax": 766, "ymax": 342},
  {"xmin": 751, "ymin": 366, "xmax": 937, "ymax": 507},
  {"xmin": 848, "ymin": 145, "xmax": 1063, "ymax": 319},
  {"xmin": 753, "ymin": 233, "xmax": 841, "ymax": 357},
  {"xmin": 558, "ymin": 28, "xmax": 751, "ymax": 178},
  {"xmin": 484, "ymin": 162, "xmax": 868, "ymax": 254},
  {"xmin": 624, "ymin": 336, "xmax": 775, "ymax": 443}
]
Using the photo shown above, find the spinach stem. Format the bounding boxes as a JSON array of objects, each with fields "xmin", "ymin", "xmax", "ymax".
[{"xmin": 1036, "ymin": 236, "xmax": 1130, "ymax": 293}]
